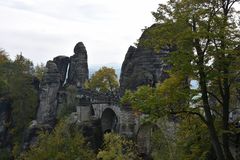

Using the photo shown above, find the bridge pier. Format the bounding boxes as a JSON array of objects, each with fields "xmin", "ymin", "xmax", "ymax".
[{"xmin": 76, "ymin": 105, "xmax": 92, "ymax": 122}]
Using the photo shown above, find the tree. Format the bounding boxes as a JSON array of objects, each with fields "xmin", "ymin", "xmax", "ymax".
[
  {"xmin": 85, "ymin": 66, "xmax": 119, "ymax": 95},
  {"xmin": 18, "ymin": 120, "xmax": 95, "ymax": 160},
  {"xmin": 14, "ymin": 54, "xmax": 34, "ymax": 74},
  {"xmin": 97, "ymin": 133, "xmax": 141, "ymax": 160},
  {"xmin": 0, "ymin": 50, "xmax": 10, "ymax": 98},
  {"xmin": 11, "ymin": 55, "xmax": 38, "ymax": 141},
  {"xmin": 0, "ymin": 49, "xmax": 9, "ymax": 63},
  {"xmin": 0, "ymin": 53, "xmax": 38, "ymax": 158},
  {"xmin": 149, "ymin": 115, "xmax": 213, "ymax": 160},
  {"xmin": 123, "ymin": 0, "xmax": 240, "ymax": 159},
  {"xmin": 34, "ymin": 63, "xmax": 46, "ymax": 81},
  {"xmin": 176, "ymin": 115, "xmax": 214, "ymax": 160}
]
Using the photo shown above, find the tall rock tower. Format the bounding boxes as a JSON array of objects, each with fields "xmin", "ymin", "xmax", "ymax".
[
  {"xmin": 36, "ymin": 61, "xmax": 61, "ymax": 126},
  {"xmin": 67, "ymin": 42, "xmax": 89, "ymax": 87},
  {"xmin": 119, "ymin": 24, "xmax": 172, "ymax": 95}
]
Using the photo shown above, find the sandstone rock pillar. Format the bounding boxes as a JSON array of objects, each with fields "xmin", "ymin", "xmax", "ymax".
[{"xmin": 67, "ymin": 42, "xmax": 89, "ymax": 88}]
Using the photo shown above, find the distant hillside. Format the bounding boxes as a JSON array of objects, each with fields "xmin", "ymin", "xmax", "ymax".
[{"xmin": 89, "ymin": 63, "xmax": 121, "ymax": 79}]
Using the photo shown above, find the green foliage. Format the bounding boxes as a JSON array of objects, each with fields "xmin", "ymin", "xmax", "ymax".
[
  {"xmin": 0, "ymin": 50, "xmax": 10, "ymax": 98},
  {"xmin": 145, "ymin": 0, "xmax": 240, "ymax": 111},
  {"xmin": 10, "ymin": 76, "xmax": 38, "ymax": 140},
  {"xmin": 85, "ymin": 66, "xmax": 119, "ymax": 95},
  {"xmin": 0, "ymin": 148, "xmax": 12, "ymax": 160},
  {"xmin": 34, "ymin": 63, "xmax": 46, "ymax": 80},
  {"xmin": 14, "ymin": 54, "xmax": 34, "ymax": 74},
  {"xmin": 150, "ymin": 117, "xmax": 178, "ymax": 160},
  {"xmin": 97, "ymin": 133, "xmax": 141, "ymax": 160},
  {"xmin": 0, "ymin": 52, "xmax": 38, "ymax": 157},
  {"xmin": 121, "ymin": 74, "xmax": 193, "ymax": 121},
  {"xmin": 19, "ymin": 120, "xmax": 95, "ymax": 160},
  {"xmin": 124, "ymin": 0, "xmax": 240, "ymax": 159},
  {"xmin": 151, "ymin": 116, "xmax": 213, "ymax": 160},
  {"xmin": 0, "ymin": 49, "xmax": 10, "ymax": 64},
  {"xmin": 10, "ymin": 56, "xmax": 38, "ymax": 145},
  {"xmin": 176, "ymin": 116, "xmax": 212, "ymax": 160}
]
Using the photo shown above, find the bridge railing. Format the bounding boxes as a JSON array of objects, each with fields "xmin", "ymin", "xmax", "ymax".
[{"xmin": 77, "ymin": 88, "xmax": 120, "ymax": 105}]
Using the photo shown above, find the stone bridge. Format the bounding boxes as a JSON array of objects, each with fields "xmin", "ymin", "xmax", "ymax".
[
  {"xmin": 74, "ymin": 89, "xmax": 140, "ymax": 137},
  {"xmin": 71, "ymin": 89, "xmax": 156, "ymax": 156}
]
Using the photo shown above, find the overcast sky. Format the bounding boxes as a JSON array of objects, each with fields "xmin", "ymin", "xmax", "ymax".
[{"xmin": 0, "ymin": 0, "xmax": 164, "ymax": 66}]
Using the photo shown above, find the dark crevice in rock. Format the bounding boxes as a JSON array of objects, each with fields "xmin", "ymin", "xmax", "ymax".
[{"xmin": 53, "ymin": 56, "xmax": 70, "ymax": 86}]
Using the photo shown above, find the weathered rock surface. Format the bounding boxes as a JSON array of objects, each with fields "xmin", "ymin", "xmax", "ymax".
[
  {"xmin": 22, "ymin": 120, "xmax": 52, "ymax": 151},
  {"xmin": 53, "ymin": 56, "xmax": 70, "ymax": 86},
  {"xmin": 120, "ymin": 26, "xmax": 171, "ymax": 95},
  {"xmin": 67, "ymin": 42, "xmax": 89, "ymax": 87},
  {"xmin": 71, "ymin": 119, "xmax": 102, "ymax": 151},
  {"xmin": 36, "ymin": 61, "xmax": 61, "ymax": 126}
]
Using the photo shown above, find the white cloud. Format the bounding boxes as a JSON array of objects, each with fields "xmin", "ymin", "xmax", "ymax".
[{"xmin": 0, "ymin": 0, "xmax": 162, "ymax": 65}]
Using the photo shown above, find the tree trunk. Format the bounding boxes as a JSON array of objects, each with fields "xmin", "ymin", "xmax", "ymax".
[
  {"xmin": 196, "ymin": 47, "xmax": 225, "ymax": 160},
  {"xmin": 199, "ymin": 69, "xmax": 225, "ymax": 160},
  {"xmin": 222, "ymin": 70, "xmax": 234, "ymax": 160}
]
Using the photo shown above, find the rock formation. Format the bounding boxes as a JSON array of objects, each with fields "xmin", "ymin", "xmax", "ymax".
[
  {"xmin": 24, "ymin": 42, "xmax": 90, "ymax": 148},
  {"xmin": 53, "ymin": 56, "xmax": 70, "ymax": 86},
  {"xmin": 34, "ymin": 42, "xmax": 89, "ymax": 128},
  {"xmin": 22, "ymin": 120, "xmax": 52, "ymax": 150},
  {"xmin": 120, "ymin": 25, "xmax": 171, "ymax": 95},
  {"xmin": 36, "ymin": 61, "xmax": 61, "ymax": 126},
  {"xmin": 67, "ymin": 42, "xmax": 89, "ymax": 87}
]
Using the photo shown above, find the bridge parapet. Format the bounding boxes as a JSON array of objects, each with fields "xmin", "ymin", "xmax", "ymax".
[{"xmin": 77, "ymin": 88, "xmax": 120, "ymax": 105}]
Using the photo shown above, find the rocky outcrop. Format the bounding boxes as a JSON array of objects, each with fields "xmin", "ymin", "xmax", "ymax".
[
  {"xmin": 29, "ymin": 42, "xmax": 89, "ymax": 130},
  {"xmin": 67, "ymin": 42, "xmax": 89, "ymax": 87},
  {"xmin": 120, "ymin": 26, "xmax": 171, "ymax": 95},
  {"xmin": 23, "ymin": 60, "xmax": 63, "ymax": 150},
  {"xmin": 36, "ymin": 61, "xmax": 61, "ymax": 126},
  {"xmin": 53, "ymin": 56, "xmax": 70, "ymax": 86},
  {"xmin": 22, "ymin": 120, "xmax": 52, "ymax": 150}
]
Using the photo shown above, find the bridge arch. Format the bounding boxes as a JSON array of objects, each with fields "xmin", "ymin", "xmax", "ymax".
[{"xmin": 101, "ymin": 108, "xmax": 118, "ymax": 133}]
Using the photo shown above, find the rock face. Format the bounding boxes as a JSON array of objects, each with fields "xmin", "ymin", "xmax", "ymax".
[
  {"xmin": 53, "ymin": 56, "xmax": 70, "ymax": 86},
  {"xmin": 22, "ymin": 120, "xmax": 52, "ymax": 150},
  {"xmin": 120, "ymin": 26, "xmax": 171, "ymax": 95},
  {"xmin": 67, "ymin": 42, "xmax": 89, "ymax": 87},
  {"xmin": 30, "ymin": 42, "xmax": 90, "ymax": 129},
  {"xmin": 36, "ymin": 61, "xmax": 61, "ymax": 126},
  {"xmin": 22, "ymin": 42, "xmax": 91, "ymax": 151}
]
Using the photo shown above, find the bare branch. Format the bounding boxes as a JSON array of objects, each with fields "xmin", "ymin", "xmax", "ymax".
[
  {"xmin": 210, "ymin": 107, "xmax": 223, "ymax": 118},
  {"xmin": 197, "ymin": 105, "xmax": 223, "ymax": 118},
  {"xmin": 169, "ymin": 110, "xmax": 207, "ymax": 124},
  {"xmin": 207, "ymin": 91, "xmax": 224, "ymax": 105}
]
